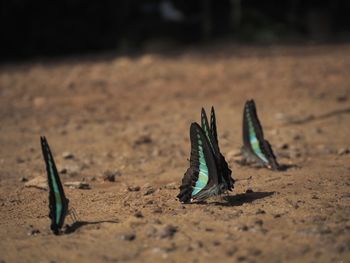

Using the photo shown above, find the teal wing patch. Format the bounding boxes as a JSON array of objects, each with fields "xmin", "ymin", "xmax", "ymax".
[
  {"xmin": 246, "ymin": 107, "xmax": 269, "ymax": 163},
  {"xmin": 189, "ymin": 123, "xmax": 218, "ymax": 197}
]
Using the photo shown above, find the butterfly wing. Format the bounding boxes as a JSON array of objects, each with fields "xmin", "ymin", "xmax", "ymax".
[
  {"xmin": 177, "ymin": 123, "xmax": 220, "ymax": 203},
  {"xmin": 210, "ymin": 106, "xmax": 218, "ymax": 145},
  {"xmin": 201, "ymin": 108, "xmax": 220, "ymax": 158},
  {"xmin": 209, "ymin": 107, "xmax": 235, "ymax": 190},
  {"xmin": 40, "ymin": 136, "xmax": 69, "ymax": 234},
  {"xmin": 242, "ymin": 100, "xmax": 279, "ymax": 170}
]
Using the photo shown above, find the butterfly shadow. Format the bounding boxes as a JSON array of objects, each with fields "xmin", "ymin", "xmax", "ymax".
[
  {"xmin": 211, "ymin": 191, "xmax": 275, "ymax": 207},
  {"xmin": 277, "ymin": 163, "xmax": 299, "ymax": 171},
  {"xmin": 64, "ymin": 220, "xmax": 119, "ymax": 234},
  {"xmin": 234, "ymin": 159, "xmax": 299, "ymax": 172}
]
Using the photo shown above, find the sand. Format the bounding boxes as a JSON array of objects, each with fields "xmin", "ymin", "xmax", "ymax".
[{"xmin": 0, "ymin": 44, "xmax": 349, "ymax": 263}]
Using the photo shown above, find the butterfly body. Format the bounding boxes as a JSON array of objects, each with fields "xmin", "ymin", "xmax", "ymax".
[
  {"xmin": 241, "ymin": 100, "xmax": 279, "ymax": 170},
  {"xmin": 41, "ymin": 136, "xmax": 69, "ymax": 235},
  {"xmin": 178, "ymin": 107, "xmax": 234, "ymax": 203}
]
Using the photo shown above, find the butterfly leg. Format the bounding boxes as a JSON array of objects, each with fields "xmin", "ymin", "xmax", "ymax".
[{"xmin": 68, "ymin": 207, "xmax": 78, "ymax": 223}]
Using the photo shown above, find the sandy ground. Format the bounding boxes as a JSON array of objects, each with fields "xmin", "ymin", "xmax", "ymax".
[{"xmin": 0, "ymin": 43, "xmax": 349, "ymax": 263}]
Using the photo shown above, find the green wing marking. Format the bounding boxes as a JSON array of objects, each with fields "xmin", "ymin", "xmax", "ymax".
[
  {"xmin": 246, "ymin": 107, "xmax": 269, "ymax": 163},
  {"xmin": 192, "ymin": 134, "xmax": 209, "ymax": 195},
  {"xmin": 201, "ymin": 108, "xmax": 213, "ymax": 148},
  {"xmin": 47, "ymin": 153, "xmax": 62, "ymax": 224}
]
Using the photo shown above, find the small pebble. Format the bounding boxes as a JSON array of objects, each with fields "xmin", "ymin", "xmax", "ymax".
[
  {"xmin": 164, "ymin": 182, "xmax": 177, "ymax": 190},
  {"xmin": 103, "ymin": 170, "xmax": 121, "ymax": 182},
  {"xmin": 159, "ymin": 225, "xmax": 177, "ymax": 239},
  {"xmin": 20, "ymin": 176, "xmax": 28, "ymax": 182},
  {"xmin": 256, "ymin": 209, "xmax": 266, "ymax": 215},
  {"xmin": 134, "ymin": 135, "xmax": 152, "ymax": 146},
  {"xmin": 153, "ymin": 207, "xmax": 163, "ymax": 213},
  {"xmin": 134, "ymin": 211, "xmax": 143, "ymax": 218},
  {"xmin": 64, "ymin": 181, "xmax": 90, "ymax": 190},
  {"xmin": 27, "ymin": 228, "xmax": 40, "ymax": 236},
  {"xmin": 337, "ymin": 148, "xmax": 350, "ymax": 156},
  {"xmin": 16, "ymin": 157, "xmax": 25, "ymax": 163},
  {"xmin": 119, "ymin": 233, "xmax": 136, "ymax": 241},
  {"xmin": 144, "ymin": 186, "xmax": 155, "ymax": 195},
  {"xmin": 62, "ymin": 152, "xmax": 74, "ymax": 159},
  {"xmin": 128, "ymin": 186, "xmax": 140, "ymax": 192},
  {"xmin": 336, "ymin": 95, "xmax": 347, "ymax": 102},
  {"xmin": 255, "ymin": 219, "xmax": 263, "ymax": 226}
]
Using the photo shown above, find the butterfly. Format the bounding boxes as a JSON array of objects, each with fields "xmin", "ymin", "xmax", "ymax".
[
  {"xmin": 40, "ymin": 136, "xmax": 70, "ymax": 235},
  {"xmin": 177, "ymin": 107, "xmax": 235, "ymax": 203},
  {"xmin": 241, "ymin": 100, "xmax": 280, "ymax": 170}
]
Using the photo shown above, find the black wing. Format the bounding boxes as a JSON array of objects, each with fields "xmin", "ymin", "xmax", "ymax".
[
  {"xmin": 40, "ymin": 136, "xmax": 69, "ymax": 235},
  {"xmin": 242, "ymin": 100, "xmax": 279, "ymax": 170},
  {"xmin": 201, "ymin": 108, "xmax": 221, "ymax": 159},
  {"xmin": 210, "ymin": 106, "xmax": 218, "ymax": 145},
  {"xmin": 177, "ymin": 123, "xmax": 219, "ymax": 203}
]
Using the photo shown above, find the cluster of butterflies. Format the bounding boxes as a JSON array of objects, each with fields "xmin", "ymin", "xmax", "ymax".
[
  {"xmin": 177, "ymin": 99, "xmax": 280, "ymax": 203},
  {"xmin": 40, "ymin": 99, "xmax": 279, "ymax": 235}
]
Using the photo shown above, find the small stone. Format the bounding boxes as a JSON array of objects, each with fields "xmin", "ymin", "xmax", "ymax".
[
  {"xmin": 239, "ymin": 225, "xmax": 249, "ymax": 231},
  {"xmin": 20, "ymin": 176, "xmax": 28, "ymax": 182},
  {"xmin": 337, "ymin": 148, "xmax": 350, "ymax": 156},
  {"xmin": 24, "ymin": 176, "xmax": 47, "ymax": 190},
  {"xmin": 226, "ymin": 247, "xmax": 238, "ymax": 256},
  {"xmin": 256, "ymin": 209, "xmax": 266, "ymax": 215},
  {"xmin": 246, "ymin": 188, "xmax": 254, "ymax": 193},
  {"xmin": 27, "ymin": 227, "xmax": 40, "ymax": 236},
  {"xmin": 153, "ymin": 207, "xmax": 163, "ymax": 213},
  {"xmin": 134, "ymin": 211, "xmax": 143, "ymax": 218},
  {"xmin": 134, "ymin": 135, "xmax": 152, "ymax": 146},
  {"xmin": 255, "ymin": 219, "xmax": 263, "ymax": 226},
  {"xmin": 62, "ymin": 152, "xmax": 74, "ymax": 159},
  {"xmin": 237, "ymin": 256, "xmax": 247, "ymax": 261},
  {"xmin": 119, "ymin": 233, "xmax": 136, "ymax": 241},
  {"xmin": 278, "ymin": 143, "xmax": 289, "ymax": 150},
  {"xmin": 315, "ymin": 127, "xmax": 323, "ymax": 134},
  {"xmin": 164, "ymin": 182, "xmax": 177, "ymax": 190},
  {"xmin": 293, "ymin": 134, "xmax": 302, "ymax": 141},
  {"xmin": 16, "ymin": 157, "xmax": 25, "ymax": 163},
  {"xmin": 152, "ymin": 219, "xmax": 162, "ymax": 224},
  {"xmin": 60, "ymin": 163, "xmax": 82, "ymax": 176},
  {"xmin": 128, "ymin": 186, "xmax": 140, "ymax": 192},
  {"xmin": 64, "ymin": 181, "xmax": 90, "ymax": 189},
  {"xmin": 213, "ymin": 240, "xmax": 221, "ymax": 246},
  {"xmin": 159, "ymin": 225, "xmax": 177, "ymax": 239},
  {"xmin": 102, "ymin": 170, "xmax": 121, "ymax": 182},
  {"xmin": 336, "ymin": 95, "xmax": 347, "ymax": 102},
  {"xmin": 274, "ymin": 214, "xmax": 282, "ymax": 218},
  {"xmin": 144, "ymin": 186, "xmax": 155, "ymax": 195},
  {"xmin": 249, "ymin": 248, "xmax": 262, "ymax": 256},
  {"xmin": 59, "ymin": 168, "xmax": 68, "ymax": 174}
]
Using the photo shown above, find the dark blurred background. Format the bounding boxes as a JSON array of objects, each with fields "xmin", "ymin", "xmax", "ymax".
[{"xmin": 1, "ymin": 0, "xmax": 350, "ymax": 61}]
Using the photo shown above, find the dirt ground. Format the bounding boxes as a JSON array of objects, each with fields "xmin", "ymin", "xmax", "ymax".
[{"xmin": 0, "ymin": 43, "xmax": 349, "ymax": 263}]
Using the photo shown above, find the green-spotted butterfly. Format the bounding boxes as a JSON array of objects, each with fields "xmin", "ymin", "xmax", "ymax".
[
  {"xmin": 177, "ymin": 107, "xmax": 235, "ymax": 203},
  {"xmin": 241, "ymin": 100, "xmax": 279, "ymax": 170},
  {"xmin": 41, "ymin": 136, "xmax": 70, "ymax": 235}
]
